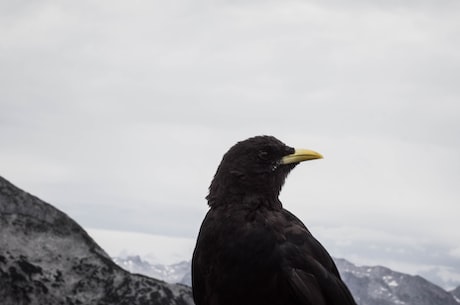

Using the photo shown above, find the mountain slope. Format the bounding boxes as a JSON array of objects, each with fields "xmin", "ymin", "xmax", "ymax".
[
  {"xmin": 115, "ymin": 256, "xmax": 459, "ymax": 305},
  {"xmin": 451, "ymin": 286, "xmax": 460, "ymax": 303},
  {"xmin": 336, "ymin": 258, "xmax": 458, "ymax": 305},
  {"xmin": 0, "ymin": 176, "xmax": 193, "ymax": 305},
  {"xmin": 114, "ymin": 256, "xmax": 191, "ymax": 286}
]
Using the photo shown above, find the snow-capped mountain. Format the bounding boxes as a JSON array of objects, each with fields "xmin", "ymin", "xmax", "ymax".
[
  {"xmin": 114, "ymin": 256, "xmax": 191, "ymax": 285},
  {"xmin": 114, "ymin": 256, "xmax": 460, "ymax": 305},
  {"xmin": 0, "ymin": 176, "xmax": 193, "ymax": 305},
  {"xmin": 335, "ymin": 258, "xmax": 459, "ymax": 305},
  {"xmin": 451, "ymin": 286, "xmax": 460, "ymax": 303}
]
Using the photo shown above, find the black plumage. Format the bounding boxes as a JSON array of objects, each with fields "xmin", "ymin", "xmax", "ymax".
[{"xmin": 192, "ymin": 135, "xmax": 357, "ymax": 305}]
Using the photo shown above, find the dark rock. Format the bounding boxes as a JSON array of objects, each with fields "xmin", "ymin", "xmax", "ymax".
[{"xmin": 0, "ymin": 176, "xmax": 193, "ymax": 305}]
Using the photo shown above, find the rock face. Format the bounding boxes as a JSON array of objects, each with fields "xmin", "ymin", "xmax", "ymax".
[{"xmin": 0, "ymin": 176, "xmax": 193, "ymax": 305}]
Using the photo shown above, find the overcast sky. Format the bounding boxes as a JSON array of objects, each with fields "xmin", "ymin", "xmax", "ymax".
[{"xmin": 1, "ymin": 0, "xmax": 460, "ymax": 289}]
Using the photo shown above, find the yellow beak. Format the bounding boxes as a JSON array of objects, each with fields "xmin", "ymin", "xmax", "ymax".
[{"xmin": 281, "ymin": 149, "xmax": 323, "ymax": 165}]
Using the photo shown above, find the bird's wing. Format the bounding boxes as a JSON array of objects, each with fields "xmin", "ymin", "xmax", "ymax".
[
  {"xmin": 281, "ymin": 210, "xmax": 357, "ymax": 305},
  {"xmin": 285, "ymin": 259, "xmax": 357, "ymax": 305},
  {"xmin": 287, "ymin": 268, "xmax": 327, "ymax": 305},
  {"xmin": 282, "ymin": 209, "xmax": 341, "ymax": 275}
]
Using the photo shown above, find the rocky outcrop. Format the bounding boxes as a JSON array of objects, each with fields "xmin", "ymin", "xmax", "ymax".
[{"xmin": 0, "ymin": 176, "xmax": 193, "ymax": 305}]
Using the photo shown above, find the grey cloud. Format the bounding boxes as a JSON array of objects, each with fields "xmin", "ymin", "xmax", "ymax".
[{"xmin": 1, "ymin": 0, "xmax": 459, "ymax": 288}]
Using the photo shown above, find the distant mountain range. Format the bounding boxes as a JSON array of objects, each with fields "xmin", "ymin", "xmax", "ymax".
[
  {"xmin": 0, "ymin": 176, "xmax": 193, "ymax": 305},
  {"xmin": 114, "ymin": 255, "xmax": 460, "ymax": 305},
  {"xmin": 114, "ymin": 256, "xmax": 191, "ymax": 286},
  {"xmin": 336, "ymin": 258, "xmax": 459, "ymax": 305},
  {"xmin": 452, "ymin": 286, "xmax": 460, "ymax": 303},
  {"xmin": 1, "ymin": 174, "xmax": 459, "ymax": 305}
]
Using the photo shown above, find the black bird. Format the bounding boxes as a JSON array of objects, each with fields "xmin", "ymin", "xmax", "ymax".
[{"xmin": 192, "ymin": 135, "xmax": 357, "ymax": 305}]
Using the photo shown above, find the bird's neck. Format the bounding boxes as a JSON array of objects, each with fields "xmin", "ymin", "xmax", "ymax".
[
  {"xmin": 208, "ymin": 189, "xmax": 283, "ymax": 210},
  {"xmin": 241, "ymin": 193, "xmax": 283, "ymax": 210},
  {"xmin": 207, "ymin": 171, "xmax": 285, "ymax": 209}
]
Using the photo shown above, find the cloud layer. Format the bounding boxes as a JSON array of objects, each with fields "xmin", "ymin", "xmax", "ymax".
[{"xmin": 1, "ymin": 0, "xmax": 459, "ymax": 288}]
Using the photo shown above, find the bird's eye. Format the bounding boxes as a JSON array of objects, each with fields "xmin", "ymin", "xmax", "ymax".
[{"xmin": 258, "ymin": 150, "xmax": 269, "ymax": 160}]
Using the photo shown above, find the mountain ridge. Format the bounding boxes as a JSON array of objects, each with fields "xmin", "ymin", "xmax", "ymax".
[
  {"xmin": 2, "ymin": 174, "xmax": 459, "ymax": 305},
  {"xmin": 451, "ymin": 286, "xmax": 460, "ymax": 303},
  {"xmin": 0, "ymin": 176, "xmax": 193, "ymax": 305},
  {"xmin": 114, "ymin": 256, "xmax": 460, "ymax": 305}
]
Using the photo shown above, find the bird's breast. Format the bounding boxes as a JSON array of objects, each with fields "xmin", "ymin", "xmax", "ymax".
[
  {"xmin": 199, "ymin": 207, "xmax": 286, "ymax": 275},
  {"xmin": 193, "ymin": 207, "xmax": 299, "ymax": 305}
]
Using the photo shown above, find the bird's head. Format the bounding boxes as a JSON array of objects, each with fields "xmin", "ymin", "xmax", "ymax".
[{"xmin": 207, "ymin": 135, "xmax": 322, "ymax": 208}]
